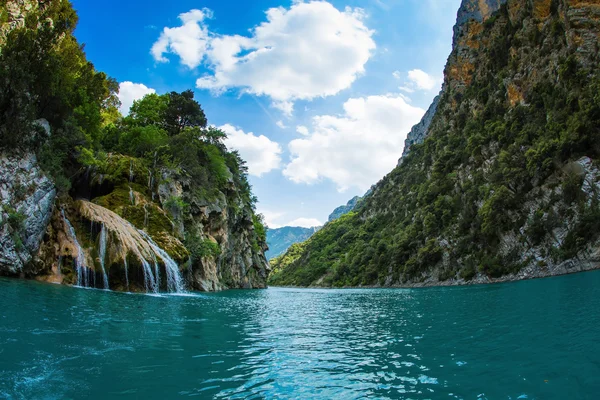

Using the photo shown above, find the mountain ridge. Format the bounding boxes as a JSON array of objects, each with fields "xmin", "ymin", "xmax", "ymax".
[{"xmin": 269, "ymin": 0, "xmax": 600, "ymax": 288}]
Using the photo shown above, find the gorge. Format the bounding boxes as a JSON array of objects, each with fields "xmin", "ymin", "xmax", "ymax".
[{"xmin": 1, "ymin": 0, "xmax": 600, "ymax": 398}]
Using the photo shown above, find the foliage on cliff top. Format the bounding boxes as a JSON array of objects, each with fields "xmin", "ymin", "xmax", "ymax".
[
  {"xmin": 0, "ymin": 0, "xmax": 119, "ymax": 192},
  {"xmin": 272, "ymin": 2, "xmax": 600, "ymax": 287}
]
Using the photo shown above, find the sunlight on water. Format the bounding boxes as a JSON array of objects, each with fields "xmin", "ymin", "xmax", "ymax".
[{"xmin": 1, "ymin": 272, "xmax": 600, "ymax": 399}]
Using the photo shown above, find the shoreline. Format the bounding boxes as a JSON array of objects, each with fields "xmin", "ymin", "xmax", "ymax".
[{"xmin": 269, "ymin": 258, "xmax": 600, "ymax": 290}]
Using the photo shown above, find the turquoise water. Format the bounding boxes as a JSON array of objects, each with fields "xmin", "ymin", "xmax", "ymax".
[{"xmin": 1, "ymin": 272, "xmax": 599, "ymax": 399}]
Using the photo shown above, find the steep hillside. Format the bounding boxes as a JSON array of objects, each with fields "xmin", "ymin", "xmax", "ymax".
[
  {"xmin": 270, "ymin": 0, "xmax": 600, "ymax": 288},
  {"xmin": 0, "ymin": 0, "xmax": 269, "ymax": 292},
  {"xmin": 266, "ymin": 226, "xmax": 319, "ymax": 260}
]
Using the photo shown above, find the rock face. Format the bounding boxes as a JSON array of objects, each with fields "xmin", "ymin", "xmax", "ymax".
[
  {"xmin": 270, "ymin": 0, "xmax": 600, "ymax": 288},
  {"xmin": 0, "ymin": 153, "xmax": 56, "ymax": 274},
  {"xmin": 154, "ymin": 163, "xmax": 270, "ymax": 292},
  {"xmin": 400, "ymin": 95, "xmax": 440, "ymax": 160}
]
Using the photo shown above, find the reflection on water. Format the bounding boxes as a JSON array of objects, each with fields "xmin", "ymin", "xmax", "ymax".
[{"xmin": 1, "ymin": 272, "xmax": 600, "ymax": 399}]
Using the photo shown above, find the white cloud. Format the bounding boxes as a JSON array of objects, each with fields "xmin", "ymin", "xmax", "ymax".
[
  {"xmin": 272, "ymin": 101, "xmax": 295, "ymax": 117},
  {"xmin": 276, "ymin": 120, "xmax": 287, "ymax": 129},
  {"xmin": 220, "ymin": 124, "xmax": 282, "ymax": 177},
  {"xmin": 296, "ymin": 126, "xmax": 309, "ymax": 136},
  {"xmin": 118, "ymin": 82, "xmax": 156, "ymax": 115},
  {"xmin": 152, "ymin": 2, "xmax": 376, "ymax": 114},
  {"xmin": 407, "ymin": 69, "xmax": 438, "ymax": 91},
  {"xmin": 394, "ymin": 69, "xmax": 441, "ymax": 93},
  {"xmin": 259, "ymin": 209, "xmax": 285, "ymax": 229},
  {"xmin": 151, "ymin": 8, "xmax": 212, "ymax": 69},
  {"xmin": 284, "ymin": 217, "xmax": 323, "ymax": 228},
  {"xmin": 283, "ymin": 94, "xmax": 425, "ymax": 192},
  {"xmin": 257, "ymin": 210, "xmax": 322, "ymax": 229}
]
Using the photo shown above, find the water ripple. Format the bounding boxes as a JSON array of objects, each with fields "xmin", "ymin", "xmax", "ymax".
[{"xmin": 0, "ymin": 274, "xmax": 600, "ymax": 399}]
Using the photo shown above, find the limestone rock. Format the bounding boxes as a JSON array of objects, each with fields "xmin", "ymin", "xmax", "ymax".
[
  {"xmin": 400, "ymin": 94, "xmax": 440, "ymax": 161},
  {"xmin": 0, "ymin": 152, "xmax": 56, "ymax": 274}
]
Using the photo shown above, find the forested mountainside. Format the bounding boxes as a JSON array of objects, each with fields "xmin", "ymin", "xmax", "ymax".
[
  {"xmin": 269, "ymin": 0, "xmax": 600, "ymax": 288},
  {"xmin": 0, "ymin": 0, "xmax": 269, "ymax": 292}
]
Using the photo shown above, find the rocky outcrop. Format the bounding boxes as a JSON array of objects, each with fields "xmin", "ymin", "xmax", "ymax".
[
  {"xmin": 156, "ymin": 167, "xmax": 270, "ymax": 292},
  {"xmin": 0, "ymin": 152, "xmax": 56, "ymax": 274},
  {"xmin": 400, "ymin": 94, "xmax": 440, "ymax": 160}
]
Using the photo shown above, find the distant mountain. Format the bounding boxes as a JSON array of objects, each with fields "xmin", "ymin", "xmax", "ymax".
[
  {"xmin": 268, "ymin": 190, "xmax": 372, "ymax": 261},
  {"xmin": 328, "ymin": 188, "xmax": 374, "ymax": 222},
  {"xmin": 266, "ymin": 226, "xmax": 320, "ymax": 260},
  {"xmin": 328, "ymin": 196, "xmax": 361, "ymax": 222}
]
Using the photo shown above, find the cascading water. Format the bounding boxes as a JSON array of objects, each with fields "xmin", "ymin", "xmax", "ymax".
[
  {"xmin": 129, "ymin": 186, "xmax": 135, "ymax": 205},
  {"xmin": 61, "ymin": 211, "xmax": 91, "ymax": 288},
  {"xmin": 139, "ymin": 230, "xmax": 185, "ymax": 293},
  {"xmin": 123, "ymin": 258, "xmax": 130, "ymax": 292},
  {"xmin": 76, "ymin": 200, "xmax": 186, "ymax": 294},
  {"xmin": 98, "ymin": 226, "xmax": 110, "ymax": 290},
  {"xmin": 143, "ymin": 204, "xmax": 149, "ymax": 228}
]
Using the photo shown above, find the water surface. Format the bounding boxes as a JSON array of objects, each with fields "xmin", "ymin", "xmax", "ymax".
[{"xmin": 1, "ymin": 272, "xmax": 599, "ymax": 399}]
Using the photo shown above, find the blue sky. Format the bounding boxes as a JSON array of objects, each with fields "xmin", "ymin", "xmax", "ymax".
[{"xmin": 71, "ymin": 0, "xmax": 461, "ymax": 228}]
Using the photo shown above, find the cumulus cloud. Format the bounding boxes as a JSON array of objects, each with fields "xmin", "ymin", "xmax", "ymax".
[
  {"xmin": 276, "ymin": 120, "xmax": 287, "ymax": 129},
  {"xmin": 220, "ymin": 124, "xmax": 282, "ymax": 177},
  {"xmin": 151, "ymin": 8, "xmax": 212, "ymax": 69},
  {"xmin": 152, "ymin": 2, "xmax": 376, "ymax": 114},
  {"xmin": 394, "ymin": 69, "xmax": 441, "ymax": 93},
  {"xmin": 284, "ymin": 217, "xmax": 323, "ymax": 228},
  {"xmin": 118, "ymin": 82, "xmax": 156, "ymax": 115},
  {"xmin": 283, "ymin": 94, "xmax": 425, "ymax": 192},
  {"xmin": 407, "ymin": 69, "xmax": 439, "ymax": 91},
  {"xmin": 256, "ymin": 210, "xmax": 322, "ymax": 229},
  {"xmin": 259, "ymin": 209, "xmax": 285, "ymax": 229},
  {"xmin": 296, "ymin": 126, "xmax": 309, "ymax": 136}
]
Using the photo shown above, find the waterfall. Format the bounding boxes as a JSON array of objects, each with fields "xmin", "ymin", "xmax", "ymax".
[
  {"xmin": 129, "ymin": 160, "xmax": 134, "ymax": 182},
  {"xmin": 129, "ymin": 186, "xmax": 135, "ymax": 205},
  {"xmin": 98, "ymin": 226, "xmax": 110, "ymax": 290},
  {"xmin": 141, "ymin": 258, "xmax": 160, "ymax": 293},
  {"xmin": 77, "ymin": 200, "xmax": 185, "ymax": 294},
  {"xmin": 144, "ymin": 204, "xmax": 149, "ymax": 228},
  {"xmin": 139, "ymin": 230, "xmax": 185, "ymax": 293},
  {"xmin": 123, "ymin": 257, "xmax": 130, "ymax": 292},
  {"xmin": 61, "ymin": 211, "xmax": 91, "ymax": 288}
]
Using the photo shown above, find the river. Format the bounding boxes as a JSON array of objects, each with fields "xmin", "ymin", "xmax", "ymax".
[{"xmin": 1, "ymin": 272, "xmax": 599, "ymax": 399}]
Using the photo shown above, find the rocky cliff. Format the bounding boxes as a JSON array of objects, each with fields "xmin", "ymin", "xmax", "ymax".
[
  {"xmin": 0, "ymin": 0, "xmax": 269, "ymax": 292},
  {"xmin": 0, "ymin": 152, "xmax": 56, "ymax": 274},
  {"xmin": 270, "ymin": 0, "xmax": 600, "ymax": 288},
  {"xmin": 400, "ymin": 94, "xmax": 440, "ymax": 160}
]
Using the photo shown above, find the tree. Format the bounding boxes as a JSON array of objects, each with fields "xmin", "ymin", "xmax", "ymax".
[
  {"xmin": 163, "ymin": 90, "xmax": 207, "ymax": 136},
  {"xmin": 128, "ymin": 93, "xmax": 168, "ymax": 127}
]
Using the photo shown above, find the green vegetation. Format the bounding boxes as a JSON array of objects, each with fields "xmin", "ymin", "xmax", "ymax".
[
  {"xmin": 0, "ymin": 1, "xmax": 119, "ymax": 192},
  {"xmin": 0, "ymin": 1, "xmax": 267, "ymax": 280},
  {"xmin": 269, "ymin": 241, "xmax": 308, "ymax": 283},
  {"xmin": 271, "ymin": 3, "xmax": 600, "ymax": 287}
]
